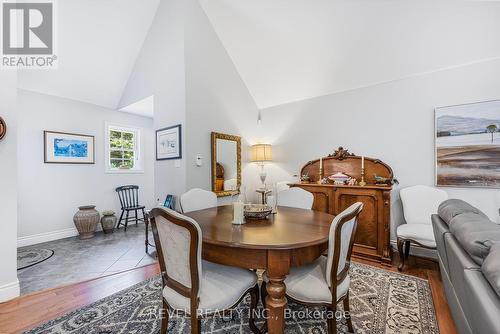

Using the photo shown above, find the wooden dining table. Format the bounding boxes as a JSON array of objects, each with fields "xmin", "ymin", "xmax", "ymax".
[{"xmin": 183, "ymin": 205, "xmax": 334, "ymax": 334}]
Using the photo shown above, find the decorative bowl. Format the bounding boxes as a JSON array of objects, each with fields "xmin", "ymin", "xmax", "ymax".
[{"xmin": 244, "ymin": 204, "xmax": 272, "ymax": 220}]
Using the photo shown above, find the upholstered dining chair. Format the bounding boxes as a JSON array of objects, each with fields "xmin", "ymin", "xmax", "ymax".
[
  {"xmin": 149, "ymin": 207, "xmax": 260, "ymax": 334},
  {"xmin": 261, "ymin": 202, "xmax": 363, "ymax": 334},
  {"xmin": 277, "ymin": 187, "xmax": 314, "ymax": 210},
  {"xmin": 398, "ymin": 185, "xmax": 448, "ymax": 271},
  {"xmin": 115, "ymin": 185, "xmax": 146, "ymax": 231},
  {"xmin": 180, "ymin": 188, "xmax": 217, "ymax": 213}
]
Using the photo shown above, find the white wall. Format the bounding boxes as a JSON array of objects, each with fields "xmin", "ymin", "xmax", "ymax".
[
  {"xmin": 0, "ymin": 72, "xmax": 20, "ymax": 301},
  {"xmin": 17, "ymin": 90, "xmax": 155, "ymax": 246},
  {"xmin": 258, "ymin": 59, "xmax": 500, "ymax": 240},
  {"xmin": 119, "ymin": 0, "xmax": 186, "ymax": 207},
  {"xmin": 184, "ymin": 0, "xmax": 260, "ymax": 204}
]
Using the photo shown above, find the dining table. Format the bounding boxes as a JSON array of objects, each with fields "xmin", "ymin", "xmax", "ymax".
[{"xmin": 183, "ymin": 204, "xmax": 334, "ymax": 334}]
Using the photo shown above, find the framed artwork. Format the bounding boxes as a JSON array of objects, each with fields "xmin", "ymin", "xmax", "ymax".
[
  {"xmin": 44, "ymin": 131, "xmax": 95, "ymax": 164},
  {"xmin": 163, "ymin": 194, "xmax": 174, "ymax": 209},
  {"xmin": 156, "ymin": 124, "xmax": 182, "ymax": 160},
  {"xmin": 435, "ymin": 99, "xmax": 500, "ymax": 188}
]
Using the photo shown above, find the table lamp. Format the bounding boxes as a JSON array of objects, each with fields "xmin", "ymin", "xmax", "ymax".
[{"xmin": 251, "ymin": 144, "xmax": 272, "ymax": 189}]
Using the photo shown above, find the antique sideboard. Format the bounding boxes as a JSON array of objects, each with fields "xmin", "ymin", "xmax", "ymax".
[{"xmin": 289, "ymin": 147, "xmax": 394, "ymax": 264}]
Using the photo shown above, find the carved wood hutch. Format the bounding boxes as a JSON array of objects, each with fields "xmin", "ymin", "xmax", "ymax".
[{"xmin": 290, "ymin": 147, "xmax": 394, "ymax": 264}]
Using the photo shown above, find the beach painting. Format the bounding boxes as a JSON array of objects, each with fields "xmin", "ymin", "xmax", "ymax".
[
  {"xmin": 44, "ymin": 131, "xmax": 95, "ymax": 164},
  {"xmin": 435, "ymin": 100, "xmax": 500, "ymax": 188}
]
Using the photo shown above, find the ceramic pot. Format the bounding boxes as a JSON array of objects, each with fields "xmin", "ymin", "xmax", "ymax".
[
  {"xmin": 73, "ymin": 205, "xmax": 100, "ymax": 239},
  {"xmin": 101, "ymin": 210, "xmax": 117, "ymax": 234}
]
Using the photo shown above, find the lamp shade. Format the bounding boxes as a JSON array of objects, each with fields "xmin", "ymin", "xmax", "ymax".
[{"xmin": 251, "ymin": 144, "xmax": 272, "ymax": 162}]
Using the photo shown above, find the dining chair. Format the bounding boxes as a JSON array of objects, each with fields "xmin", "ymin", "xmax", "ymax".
[
  {"xmin": 397, "ymin": 185, "xmax": 448, "ymax": 271},
  {"xmin": 149, "ymin": 207, "xmax": 260, "ymax": 334},
  {"xmin": 115, "ymin": 185, "xmax": 146, "ymax": 231},
  {"xmin": 261, "ymin": 202, "xmax": 363, "ymax": 334},
  {"xmin": 180, "ymin": 188, "xmax": 218, "ymax": 213},
  {"xmin": 277, "ymin": 187, "xmax": 314, "ymax": 210}
]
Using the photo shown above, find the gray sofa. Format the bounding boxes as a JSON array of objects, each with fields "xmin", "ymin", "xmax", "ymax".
[{"xmin": 432, "ymin": 199, "xmax": 500, "ymax": 334}]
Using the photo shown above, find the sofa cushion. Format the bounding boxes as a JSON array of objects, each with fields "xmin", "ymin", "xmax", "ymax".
[
  {"xmin": 438, "ymin": 199, "xmax": 488, "ymax": 225},
  {"xmin": 450, "ymin": 213, "xmax": 500, "ymax": 265},
  {"xmin": 482, "ymin": 243, "xmax": 500, "ymax": 298}
]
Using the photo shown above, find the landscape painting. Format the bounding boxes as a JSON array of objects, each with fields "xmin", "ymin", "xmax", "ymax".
[
  {"xmin": 436, "ymin": 100, "xmax": 500, "ymax": 188},
  {"xmin": 44, "ymin": 131, "xmax": 95, "ymax": 164}
]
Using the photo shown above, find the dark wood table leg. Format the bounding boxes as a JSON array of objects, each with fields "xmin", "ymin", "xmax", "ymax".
[{"xmin": 266, "ymin": 250, "xmax": 290, "ymax": 334}]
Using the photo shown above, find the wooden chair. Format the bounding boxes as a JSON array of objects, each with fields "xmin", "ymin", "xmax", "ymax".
[
  {"xmin": 115, "ymin": 185, "xmax": 146, "ymax": 231},
  {"xmin": 149, "ymin": 207, "xmax": 260, "ymax": 334},
  {"xmin": 261, "ymin": 202, "xmax": 363, "ymax": 334},
  {"xmin": 180, "ymin": 188, "xmax": 217, "ymax": 213},
  {"xmin": 397, "ymin": 185, "xmax": 448, "ymax": 271},
  {"xmin": 277, "ymin": 187, "xmax": 314, "ymax": 210}
]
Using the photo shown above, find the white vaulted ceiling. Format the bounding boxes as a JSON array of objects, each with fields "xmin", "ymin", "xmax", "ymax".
[
  {"xmin": 199, "ymin": 0, "xmax": 500, "ymax": 109},
  {"xmin": 18, "ymin": 0, "xmax": 159, "ymax": 109}
]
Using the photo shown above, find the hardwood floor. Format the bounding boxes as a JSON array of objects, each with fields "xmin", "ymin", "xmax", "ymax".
[{"xmin": 0, "ymin": 256, "xmax": 457, "ymax": 334}]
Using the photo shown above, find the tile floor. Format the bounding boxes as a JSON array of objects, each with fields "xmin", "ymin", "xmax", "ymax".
[{"xmin": 17, "ymin": 224, "xmax": 157, "ymax": 295}]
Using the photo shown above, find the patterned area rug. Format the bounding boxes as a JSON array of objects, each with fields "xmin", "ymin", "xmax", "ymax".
[
  {"xmin": 17, "ymin": 248, "xmax": 54, "ymax": 270},
  {"xmin": 24, "ymin": 263, "xmax": 439, "ymax": 334}
]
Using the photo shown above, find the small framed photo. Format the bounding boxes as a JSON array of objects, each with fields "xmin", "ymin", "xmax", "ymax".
[
  {"xmin": 163, "ymin": 194, "xmax": 174, "ymax": 209},
  {"xmin": 156, "ymin": 124, "xmax": 182, "ymax": 160},
  {"xmin": 44, "ymin": 131, "xmax": 95, "ymax": 164}
]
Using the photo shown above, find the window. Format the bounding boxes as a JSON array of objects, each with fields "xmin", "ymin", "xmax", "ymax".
[{"xmin": 106, "ymin": 124, "xmax": 143, "ymax": 173}]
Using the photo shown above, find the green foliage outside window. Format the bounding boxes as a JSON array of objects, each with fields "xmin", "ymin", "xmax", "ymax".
[{"xmin": 109, "ymin": 130, "xmax": 135, "ymax": 169}]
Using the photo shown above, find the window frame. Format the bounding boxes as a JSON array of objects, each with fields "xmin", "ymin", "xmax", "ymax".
[{"xmin": 105, "ymin": 123, "xmax": 144, "ymax": 174}]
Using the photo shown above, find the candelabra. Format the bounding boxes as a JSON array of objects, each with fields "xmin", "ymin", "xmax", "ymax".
[{"xmin": 359, "ymin": 168, "xmax": 366, "ymax": 187}]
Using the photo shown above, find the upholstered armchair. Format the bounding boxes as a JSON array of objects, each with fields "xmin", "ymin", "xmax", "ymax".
[
  {"xmin": 277, "ymin": 187, "xmax": 314, "ymax": 210},
  {"xmin": 149, "ymin": 207, "xmax": 260, "ymax": 334},
  {"xmin": 398, "ymin": 185, "xmax": 448, "ymax": 271},
  {"xmin": 180, "ymin": 188, "xmax": 218, "ymax": 213},
  {"xmin": 262, "ymin": 202, "xmax": 363, "ymax": 334}
]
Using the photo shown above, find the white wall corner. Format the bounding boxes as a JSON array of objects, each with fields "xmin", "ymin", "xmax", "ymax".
[
  {"xmin": 0, "ymin": 279, "xmax": 20, "ymax": 303},
  {"xmin": 17, "ymin": 228, "xmax": 78, "ymax": 248}
]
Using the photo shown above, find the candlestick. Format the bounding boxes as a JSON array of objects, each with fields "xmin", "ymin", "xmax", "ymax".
[
  {"xmin": 320, "ymin": 157, "xmax": 323, "ymax": 169},
  {"xmin": 359, "ymin": 167, "xmax": 366, "ymax": 187},
  {"xmin": 361, "ymin": 156, "xmax": 365, "ymax": 169},
  {"xmin": 318, "ymin": 167, "xmax": 323, "ymax": 184}
]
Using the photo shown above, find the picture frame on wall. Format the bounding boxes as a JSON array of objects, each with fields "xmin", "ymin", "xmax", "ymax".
[
  {"xmin": 44, "ymin": 131, "xmax": 95, "ymax": 164},
  {"xmin": 156, "ymin": 124, "xmax": 182, "ymax": 160},
  {"xmin": 435, "ymin": 99, "xmax": 500, "ymax": 188}
]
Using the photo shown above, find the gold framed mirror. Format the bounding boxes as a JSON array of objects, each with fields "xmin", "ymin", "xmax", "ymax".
[{"xmin": 211, "ymin": 132, "xmax": 241, "ymax": 197}]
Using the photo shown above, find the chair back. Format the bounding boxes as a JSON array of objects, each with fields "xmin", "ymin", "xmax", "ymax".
[
  {"xmin": 115, "ymin": 185, "xmax": 140, "ymax": 209},
  {"xmin": 276, "ymin": 181, "xmax": 291, "ymax": 193},
  {"xmin": 326, "ymin": 202, "xmax": 363, "ymax": 291},
  {"xmin": 149, "ymin": 207, "xmax": 202, "ymax": 303},
  {"xmin": 277, "ymin": 187, "xmax": 314, "ymax": 209},
  {"xmin": 180, "ymin": 188, "xmax": 217, "ymax": 213},
  {"xmin": 400, "ymin": 185, "xmax": 448, "ymax": 225}
]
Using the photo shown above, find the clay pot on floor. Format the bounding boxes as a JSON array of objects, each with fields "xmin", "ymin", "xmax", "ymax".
[
  {"xmin": 101, "ymin": 210, "xmax": 117, "ymax": 234},
  {"xmin": 73, "ymin": 205, "xmax": 100, "ymax": 239}
]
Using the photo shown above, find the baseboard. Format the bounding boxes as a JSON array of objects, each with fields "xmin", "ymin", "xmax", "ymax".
[
  {"xmin": 390, "ymin": 239, "xmax": 438, "ymax": 260},
  {"xmin": 0, "ymin": 279, "xmax": 20, "ymax": 302},
  {"xmin": 17, "ymin": 227, "xmax": 78, "ymax": 247}
]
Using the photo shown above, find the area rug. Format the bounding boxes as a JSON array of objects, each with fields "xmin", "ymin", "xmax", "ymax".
[
  {"xmin": 24, "ymin": 263, "xmax": 439, "ymax": 334},
  {"xmin": 17, "ymin": 248, "xmax": 54, "ymax": 270}
]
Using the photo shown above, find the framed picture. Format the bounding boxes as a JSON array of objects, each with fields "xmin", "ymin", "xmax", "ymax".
[
  {"xmin": 435, "ymin": 99, "xmax": 500, "ymax": 188},
  {"xmin": 44, "ymin": 131, "xmax": 95, "ymax": 164},
  {"xmin": 163, "ymin": 194, "xmax": 174, "ymax": 209},
  {"xmin": 156, "ymin": 124, "xmax": 182, "ymax": 160}
]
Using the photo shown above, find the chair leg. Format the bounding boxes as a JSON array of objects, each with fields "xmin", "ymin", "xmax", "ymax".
[
  {"xmin": 124, "ymin": 210, "xmax": 130, "ymax": 231},
  {"xmin": 327, "ymin": 307, "xmax": 337, "ymax": 334},
  {"xmin": 160, "ymin": 299, "xmax": 169, "ymax": 334},
  {"xmin": 260, "ymin": 281, "xmax": 267, "ymax": 308},
  {"xmin": 397, "ymin": 237, "xmax": 405, "ymax": 272},
  {"xmin": 343, "ymin": 292, "xmax": 354, "ymax": 333},
  {"xmin": 117, "ymin": 210, "xmax": 124, "ymax": 229},
  {"xmin": 404, "ymin": 240, "xmax": 411, "ymax": 259},
  {"xmin": 249, "ymin": 284, "xmax": 260, "ymax": 334},
  {"xmin": 191, "ymin": 316, "xmax": 201, "ymax": 334},
  {"xmin": 135, "ymin": 209, "xmax": 139, "ymax": 226},
  {"xmin": 145, "ymin": 219, "xmax": 149, "ymax": 254}
]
